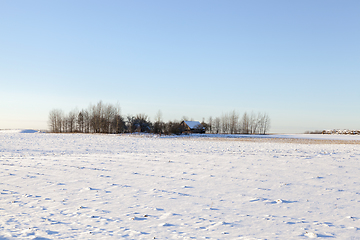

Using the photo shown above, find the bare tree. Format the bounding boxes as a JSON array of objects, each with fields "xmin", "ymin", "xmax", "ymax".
[
  {"xmin": 221, "ymin": 113, "xmax": 230, "ymax": 134},
  {"xmin": 89, "ymin": 101, "xmax": 103, "ymax": 133},
  {"xmin": 261, "ymin": 113, "xmax": 271, "ymax": 134},
  {"xmin": 67, "ymin": 109, "xmax": 77, "ymax": 133},
  {"xmin": 207, "ymin": 116, "xmax": 213, "ymax": 133},
  {"xmin": 181, "ymin": 116, "xmax": 189, "ymax": 121},
  {"xmin": 83, "ymin": 109, "xmax": 91, "ymax": 133},
  {"xmin": 153, "ymin": 110, "xmax": 164, "ymax": 134},
  {"xmin": 241, "ymin": 112, "xmax": 250, "ymax": 134},
  {"xmin": 249, "ymin": 112, "xmax": 257, "ymax": 134},
  {"xmin": 48, "ymin": 109, "xmax": 63, "ymax": 133},
  {"xmin": 112, "ymin": 114, "xmax": 125, "ymax": 133},
  {"xmin": 257, "ymin": 112, "xmax": 264, "ymax": 135},
  {"xmin": 77, "ymin": 111, "xmax": 85, "ymax": 133},
  {"xmin": 229, "ymin": 110, "xmax": 239, "ymax": 134},
  {"xmin": 112, "ymin": 103, "xmax": 122, "ymax": 133},
  {"xmin": 102, "ymin": 103, "xmax": 113, "ymax": 133},
  {"xmin": 62, "ymin": 114, "xmax": 68, "ymax": 133},
  {"xmin": 214, "ymin": 117, "xmax": 221, "ymax": 134}
]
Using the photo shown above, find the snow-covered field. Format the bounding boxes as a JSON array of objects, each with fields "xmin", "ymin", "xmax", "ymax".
[{"xmin": 1, "ymin": 131, "xmax": 360, "ymax": 239}]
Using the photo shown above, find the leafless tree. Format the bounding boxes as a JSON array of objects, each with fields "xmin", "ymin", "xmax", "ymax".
[
  {"xmin": 260, "ymin": 112, "xmax": 270, "ymax": 134},
  {"xmin": 112, "ymin": 114, "xmax": 125, "ymax": 133},
  {"xmin": 221, "ymin": 113, "xmax": 230, "ymax": 134},
  {"xmin": 77, "ymin": 111, "xmax": 85, "ymax": 133},
  {"xmin": 153, "ymin": 110, "xmax": 164, "ymax": 134},
  {"xmin": 207, "ymin": 116, "xmax": 213, "ymax": 133},
  {"xmin": 249, "ymin": 112, "xmax": 257, "ymax": 134},
  {"xmin": 82, "ymin": 109, "xmax": 91, "ymax": 133},
  {"xmin": 181, "ymin": 116, "xmax": 189, "ymax": 121},
  {"xmin": 102, "ymin": 103, "xmax": 114, "ymax": 133},
  {"xmin": 229, "ymin": 110, "xmax": 239, "ymax": 134},
  {"xmin": 241, "ymin": 112, "xmax": 250, "ymax": 134},
  {"xmin": 48, "ymin": 109, "xmax": 63, "ymax": 133},
  {"xmin": 214, "ymin": 117, "xmax": 221, "ymax": 134},
  {"xmin": 62, "ymin": 114, "xmax": 68, "ymax": 133},
  {"xmin": 67, "ymin": 109, "xmax": 77, "ymax": 133}
]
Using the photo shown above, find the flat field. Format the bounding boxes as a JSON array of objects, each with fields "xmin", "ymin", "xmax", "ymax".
[{"xmin": 1, "ymin": 131, "xmax": 360, "ymax": 239}]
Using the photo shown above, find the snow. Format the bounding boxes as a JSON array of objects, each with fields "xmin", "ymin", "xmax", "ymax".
[
  {"xmin": 183, "ymin": 121, "xmax": 203, "ymax": 129},
  {"xmin": 1, "ymin": 131, "xmax": 360, "ymax": 239},
  {"xmin": 191, "ymin": 133, "xmax": 360, "ymax": 141},
  {"xmin": 0, "ymin": 129, "xmax": 40, "ymax": 134},
  {"xmin": 18, "ymin": 129, "xmax": 39, "ymax": 134}
]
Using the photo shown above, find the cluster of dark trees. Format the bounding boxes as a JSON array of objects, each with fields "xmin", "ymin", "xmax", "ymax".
[
  {"xmin": 48, "ymin": 102, "xmax": 124, "ymax": 134},
  {"xmin": 48, "ymin": 101, "xmax": 270, "ymax": 135},
  {"xmin": 48, "ymin": 101, "xmax": 186, "ymax": 135},
  {"xmin": 319, "ymin": 129, "xmax": 360, "ymax": 135}
]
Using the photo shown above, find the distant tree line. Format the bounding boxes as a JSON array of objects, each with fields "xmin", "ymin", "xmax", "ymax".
[
  {"xmin": 48, "ymin": 101, "xmax": 185, "ymax": 135},
  {"xmin": 317, "ymin": 129, "xmax": 360, "ymax": 135},
  {"xmin": 205, "ymin": 111, "xmax": 270, "ymax": 134},
  {"xmin": 48, "ymin": 102, "xmax": 124, "ymax": 134},
  {"xmin": 48, "ymin": 101, "xmax": 270, "ymax": 135}
]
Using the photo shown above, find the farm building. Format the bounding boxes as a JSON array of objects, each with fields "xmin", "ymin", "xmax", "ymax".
[{"xmin": 181, "ymin": 121, "xmax": 206, "ymax": 134}]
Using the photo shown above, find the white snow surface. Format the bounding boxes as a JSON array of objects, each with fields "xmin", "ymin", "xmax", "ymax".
[
  {"xmin": 193, "ymin": 133, "xmax": 360, "ymax": 141},
  {"xmin": 1, "ymin": 131, "xmax": 360, "ymax": 239},
  {"xmin": 183, "ymin": 121, "xmax": 203, "ymax": 129}
]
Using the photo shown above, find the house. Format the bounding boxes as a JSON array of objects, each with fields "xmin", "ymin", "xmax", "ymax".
[{"xmin": 180, "ymin": 121, "xmax": 205, "ymax": 134}]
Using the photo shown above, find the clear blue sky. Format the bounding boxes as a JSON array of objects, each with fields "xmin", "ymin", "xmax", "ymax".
[{"xmin": 1, "ymin": 1, "xmax": 359, "ymax": 133}]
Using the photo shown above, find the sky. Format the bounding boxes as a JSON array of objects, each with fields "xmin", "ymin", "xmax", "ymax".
[{"xmin": 1, "ymin": 1, "xmax": 359, "ymax": 133}]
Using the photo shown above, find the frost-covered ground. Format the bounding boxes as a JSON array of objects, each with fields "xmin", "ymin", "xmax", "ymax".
[
  {"xmin": 190, "ymin": 133, "xmax": 360, "ymax": 141},
  {"xmin": 1, "ymin": 131, "xmax": 360, "ymax": 239}
]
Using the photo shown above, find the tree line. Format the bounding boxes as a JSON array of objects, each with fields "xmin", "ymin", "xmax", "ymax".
[
  {"xmin": 48, "ymin": 101, "xmax": 270, "ymax": 134},
  {"xmin": 205, "ymin": 111, "xmax": 270, "ymax": 135}
]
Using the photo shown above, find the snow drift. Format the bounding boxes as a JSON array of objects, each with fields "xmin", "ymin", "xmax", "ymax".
[{"xmin": 0, "ymin": 132, "xmax": 359, "ymax": 239}]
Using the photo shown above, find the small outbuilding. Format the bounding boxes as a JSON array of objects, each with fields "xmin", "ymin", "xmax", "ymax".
[{"xmin": 180, "ymin": 121, "xmax": 205, "ymax": 134}]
